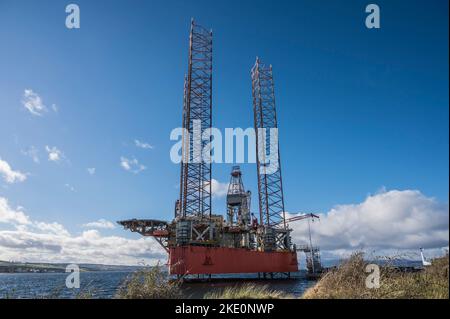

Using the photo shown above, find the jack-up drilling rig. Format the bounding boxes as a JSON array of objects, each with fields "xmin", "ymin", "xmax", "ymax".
[{"xmin": 118, "ymin": 20, "xmax": 309, "ymax": 277}]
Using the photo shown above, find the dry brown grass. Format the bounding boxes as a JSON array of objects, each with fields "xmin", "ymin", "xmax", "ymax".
[
  {"xmin": 115, "ymin": 265, "xmax": 183, "ymax": 299},
  {"xmin": 204, "ymin": 283, "xmax": 292, "ymax": 299},
  {"xmin": 303, "ymin": 252, "xmax": 449, "ymax": 299}
]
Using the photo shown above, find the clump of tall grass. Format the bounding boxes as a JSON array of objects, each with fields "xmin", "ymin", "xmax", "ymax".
[
  {"xmin": 303, "ymin": 252, "xmax": 449, "ymax": 299},
  {"xmin": 204, "ymin": 283, "xmax": 292, "ymax": 299},
  {"xmin": 115, "ymin": 265, "xmax": 182, "ymax": 299}
]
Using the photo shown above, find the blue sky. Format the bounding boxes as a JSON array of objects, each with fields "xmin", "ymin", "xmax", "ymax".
[{"xmin": 0, "ymin": 0, "xmax": 448, "ymax": 264}]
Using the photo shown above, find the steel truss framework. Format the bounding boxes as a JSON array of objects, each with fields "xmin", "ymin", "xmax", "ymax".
[
  {"xmin": 226, "ymin": 166, "xmax": 249, "ymax": 225},
  {"xmin": 117, "ymin": 219, "xmax": 169, "ymax": 252},
  {"xmin": 251, "ymin": 58, "xmax": 286, "ymax": 229},
  {"xmin": 179, "ymin": 20, "xmax": 213, "ymax": 219}
]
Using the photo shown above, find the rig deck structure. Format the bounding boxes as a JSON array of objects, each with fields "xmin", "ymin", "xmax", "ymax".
[{"xmin": 118, "ymin": 20, "xmax": 319, "ymax": 278}]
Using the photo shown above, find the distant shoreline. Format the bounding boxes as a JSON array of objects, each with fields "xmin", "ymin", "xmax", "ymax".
[
  {"xmin": 0, "ymin": 258, "xmax": 424, "ymax": 274},
  {"xmin": 0, "ymin": 260, "xmax": 142, "ymax": 274}
]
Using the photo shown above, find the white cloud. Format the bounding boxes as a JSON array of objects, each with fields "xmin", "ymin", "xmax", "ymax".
[
  {"xmin": 120, "ymin": 157, "xmax": 146, "ymax": 174},
  {"xmin": 211, "ymin": 179, "xmax": 229, "ymax": 198},
  {"xmin": 64, "ymin": 184, "xmax": 75, "ymax": 192},
  {"xmin": 34, "ymin": 221, "xmax": 70, "ymax": 237},
  {"xmin": 21, "ymin": 146, "xmax": 40, "ymax": 163},
  {"xmin": 83, "ymin": 219, "xmax": 115, "ymax": 229},
  {"xmin": 0, "ymin": 196, "xmax": 165, "ymax": 265},
  {"xmin": 1, "ymin": 189, "xmax": 447, "ymax": 266},
  {"xmin": 0, "ymin": 157, "xmax": 27, "ymax": 184},
  {"xmin": 0, "ymin": 228, "xmax": 165, "ymax": 265},
  {"xmin": 87, "ymin": 168, "xmax": 96, "ymax": 175},
  {"xmin": 134, "ymin": 139, "xmax": 153, "ymax": 150},
  {"xmin": 51, "ymin": 104, "xmax": 58, "ymax": 112},
  {"xmin": 289, "ymin": 189, "xmax": 449, "ymax": 253},
  {"xmin": 22, "ymin": 89, "xmax": 47, "ymax": 116},
  {"xmin": 0, "ymin": 197, "xmax": 30, "ymax": 225},
  {"xmin": 45, "ymin": 146, "xmax": 64, "ymax": 162}
]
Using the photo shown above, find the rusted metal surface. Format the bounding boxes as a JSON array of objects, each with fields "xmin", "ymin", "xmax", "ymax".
[{"xmin": 169, "ymin": 246, "xmax": 298, "ymax": 275}]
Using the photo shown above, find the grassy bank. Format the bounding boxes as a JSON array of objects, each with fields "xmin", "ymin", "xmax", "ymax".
[
  {"xmin": 303, "ymin": 252, "xmax": 449, "ymax": 299},
  {"xmin": 115, "ymin": 266, "xmax": 182, "ymax": 299},
  {"xmin": 204, "ymin": 284, "xmax": 292, "ymax": 299},
  {"xmin": 115, "ymin": 266, "xmax": 291, "ymax": 299},
  {"xmin": 62, "ymin": 252, "xmax": 448, "ymax": 299}
]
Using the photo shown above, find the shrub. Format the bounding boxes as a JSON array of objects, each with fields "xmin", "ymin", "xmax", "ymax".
[
  {"xmin": 115, "ymin": 265, "xmax": 182, "ymax": 299},
  {"xmin": 303, "ymin": 252, "xmax": 449, "ymax": 299}
]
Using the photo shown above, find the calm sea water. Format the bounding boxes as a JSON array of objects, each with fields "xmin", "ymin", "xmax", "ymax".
[{"xmin": 0, "ymin": 271, "xmax": 316, "ymax": 299}]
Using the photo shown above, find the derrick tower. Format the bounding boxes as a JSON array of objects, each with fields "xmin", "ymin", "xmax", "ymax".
[
  {"xmin": 178, "ymin": 20, "xmax": 213, "ymax": 219},
  {"xmin": 226, "ymin": 166, "xmax": 251, "ymax": 226},
  {"xmin": 251, "ymin": 58, "xmax": 286, "ymax": 230}
]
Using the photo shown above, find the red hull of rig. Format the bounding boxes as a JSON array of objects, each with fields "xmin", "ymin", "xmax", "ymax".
[{"xmin": 169, "ymin": 246, "xmax": 298, "ymax": 275}]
